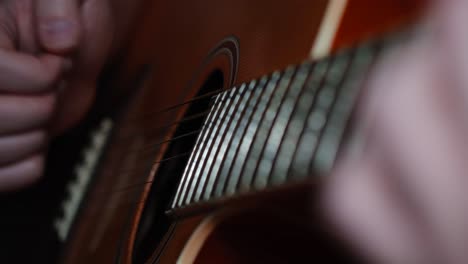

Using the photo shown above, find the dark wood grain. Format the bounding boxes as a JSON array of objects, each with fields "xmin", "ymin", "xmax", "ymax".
[{"xmin": 61, "ymin": 1, "xmax": 425, "ymax": 263}]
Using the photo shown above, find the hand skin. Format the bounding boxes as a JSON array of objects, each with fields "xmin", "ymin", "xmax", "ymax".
[
  {"xmin": 323, "ymin": 1, "xmax": 468, "ymax": 263},
  {"xmin": 0, "ymin": 0, "xmax": 143, "ymax": 191}
]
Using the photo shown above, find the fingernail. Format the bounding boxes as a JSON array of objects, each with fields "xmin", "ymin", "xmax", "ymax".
[
  {"xmin": 41, "ymin": 19, "xmax": 74, "ymax": 36},
  {"xmin": 40, "ymin": 20, "xmax": 77, "ymax": 49}
]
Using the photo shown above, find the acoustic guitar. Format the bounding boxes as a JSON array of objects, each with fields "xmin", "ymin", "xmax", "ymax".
[{"xmin": 0, "ymin": 0, "xmax": 425, "ymax": 263}]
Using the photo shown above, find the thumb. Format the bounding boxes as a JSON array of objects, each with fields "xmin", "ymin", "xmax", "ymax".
[{"xmin": 35, "ymin": 0, "xmax": 81, "ymax": 54}]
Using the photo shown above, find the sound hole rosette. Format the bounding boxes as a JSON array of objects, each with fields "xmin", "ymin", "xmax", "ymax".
[{"xmin": 123, "ymin": 37, "xmax": 240, "ymax": 263}]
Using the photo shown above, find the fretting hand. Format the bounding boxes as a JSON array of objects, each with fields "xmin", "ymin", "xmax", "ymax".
[{"xmin": 323, "ymin": 1, "xmax": 468, "ymax": 263}]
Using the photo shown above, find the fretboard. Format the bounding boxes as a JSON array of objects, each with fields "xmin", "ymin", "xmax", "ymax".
[{"xmin": 170, "ymin": 36, "xmax": 395, "ymax": 211}]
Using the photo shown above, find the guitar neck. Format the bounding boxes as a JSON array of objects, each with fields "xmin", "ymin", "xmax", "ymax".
[{"xmin": 170, "ymin": 31, "xmax": 408, "ymax": 212}]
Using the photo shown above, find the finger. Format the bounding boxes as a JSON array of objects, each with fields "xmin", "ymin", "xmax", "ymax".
[
  {"xmin": 0, "ymin": 52, "xmax": 70, "ymax": 93},
  {"xmin": 35, "ymin": 0, "xmax": 81, "ymax": 53},
  {"xmin": 372, "ymin": 42, "xmax": 468, "ymax": 263},
  {"xmin": 381, "ymin": 79, "xmax": 468, "ymax": 263},
  {"xmin": 0, "ymin": 93, "xmax": 56, "ymax": 134},
  {"xmin": 0, "ymin": 154, "xmax": 45, "ymax": 191},
  {"xmin": 324, "ymin": 149, "xmax": 434, "ymax": 263},
  {"xmin": 0, "ymin": 130, "xmax": 46, "ymax": 165},
  {"xmin": 432, "ymin": 0, "xmax": 468, "ymax": 107}
]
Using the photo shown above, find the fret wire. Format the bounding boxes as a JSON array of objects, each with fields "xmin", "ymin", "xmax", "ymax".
[
  {"xmin": 171, "ymin": 93, "xmax": 223, "ymax": 208},
  {"xmin": 191, "ymin": 80, "xmax": 258, "ymax": 203},
  {"xmin": 207, "ymin": 73, "xmax": 279, "ymax": 197},
  {"xmin": 287, "ymin": 51, "xmax": 349, "ymax": 180},
  {"xmin": 252, "ymin": 63, "xmax": 309, "ymax": 189},
  {"xmin": 194, "ymin": 79, "xmax": 262, "ymax": 202},
  {"xmin": 219, "ymin": 77, "xmax": 273, "ymax": 196},
  {"xmin": 306, "ymin": 50, "xmax": 352, "ymax": 172},
  {"xmin": 201, "ymin": 76, "xmax": 269, "ymax": 201},
  {"xmin": 167, "ymin": 32, "xmax": 408, "ymax": 211},
  {"xmin": 309, "ymin": 52, "xmax": 355, "ymax": 175},
  {"xmin": 240, "ymin": 66, "xmax": 296, "ymax": 191},
  {"xmin": 266, "ymin": 61, "xmax": 315, "ymax": 187},
  {"xmin": 215, "ymin": 69, "xmax": 290, "ymax": 197},
  {"xmin": 181, "ymin": 83, "xmax": 247, "ymax": 205},
  {"xmin": 219, "ymin": 76, "xmax": 269, "ymax": 196},
  {"xmin": 180, "ymin": 85, "xmax": 246, "ymax": 206},
  {"xmin": 184, "ymin": 103, "xmax": 232, "ymax": 205},
  {"xmin": 210, "ymin": 74, "xmax": 281, "ymax": 198},
  {"xmin": 233, "ymin": 69, "xmax": 291, "ymax": 192},
  {"xmin": 312, "ymin": 45, "xmax": 376, "ymax": 175},
  {"xmin": 186, "ymin": 84, "xmax": 245, "ymax": 202},
  {"xmin": 215, "ymin": 77, "xmax": 266, "ymax": 196},
  {"xmin": 175, "ymin": 90, "xmax": 230, "ymax": 207},
  {"xmin": 285, "ymin": 59, "xmax": 330, "ymax": 180}
]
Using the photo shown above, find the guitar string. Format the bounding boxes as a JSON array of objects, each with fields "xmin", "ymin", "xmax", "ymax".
[
  {"xmin": 179, "ymin": 81, "xmax": 252, "ymax": 205},
  {"xmin": 108, "ymin": 60, "xmax": 326, "ymax": 149},
  {"xmin": 123, "ymin": 87, "xmax": 228, "ymax": 123},
  {"xmin": 75, "ymin": 65, "xmax": 322, "ymax": 205},
  {"xmin": 195, "ymin": 78, "xmax": 269, "ymax": 202},
  {"xmin": 65, "ymin": 82, "xmax": 260, "ymax": 209},
  {"xmin": 74, "ymin": 75, "xmax": 286, "ymax": 205},
  {"xmin": 70, "ymin": 65, "xmax": 389, "ymax": 220},
  {"xmin": 81, "ymin": 56, "xmax": 345, "ymax": 202},
  {"xmin": 106, "ymin": 79, "xmax": 261, "ymax": 148},
  {"xmin": 232, "ymin": 67, "xmax": 297, "ymax": 192},
  {"xmin": 107, "ymin": 96, "xmax": 241, "ymax": 159},
  {"xmin": 102, "ymin": 50, "xmax": 356, "ymax": 158},
  {"xmin": 96, "ymin": 44, "xmax": 353, "ymax": 149},
  {"xmin": 101, "ymin": 63, "xmax": 314, "ymax": 200},
  {"xmin": 71, "ymin": 34, "xmax": 399, "ymax": 211},
  {"xmin": 261, "ymin": 62, "xmax": 317, "ymax": 188},
  {"xmin": 50, "ymin": 33, "xmax": 413, "ymax": 254},
  {"xmin": 111, "ymin": 28, "xmax": 411, "ymax": 133},
  {"xmin": 113, "ymin": 93, "xmax": 227, "ymax": 142},
  {"xmin": 77, "ymin": 54, "xmax": 365, "ymax": 215}
]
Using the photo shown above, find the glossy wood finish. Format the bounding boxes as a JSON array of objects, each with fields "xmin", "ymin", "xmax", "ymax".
[
  {"xmin": 333, "ymin": 0, "xmax": 424, "ymax": 50},
  {"xmin": 61, "ymin": 0, "xmax": 424, "ymax": 263}
]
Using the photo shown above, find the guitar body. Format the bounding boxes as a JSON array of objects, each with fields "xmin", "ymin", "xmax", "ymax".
[{"xmin": 54, "ymin": 0, "xmax": 424, "ymax": 263}]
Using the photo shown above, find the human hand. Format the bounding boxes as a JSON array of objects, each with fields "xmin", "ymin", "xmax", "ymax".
[
  {"xmin": 0, "ymin": 0, "xmax": 133, "ymax": 191},
  {"xmin": 323, "ymin": 1, "xmax": 468, "ymax": 263}
]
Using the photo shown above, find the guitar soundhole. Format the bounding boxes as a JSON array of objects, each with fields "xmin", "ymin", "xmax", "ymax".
[{"xmin": 132, "ymin": 70, "xmax": 224, "ymax": 263}]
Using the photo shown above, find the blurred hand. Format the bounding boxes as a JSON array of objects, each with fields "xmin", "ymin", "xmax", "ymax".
[
  {"xmin": 323, "ymin": 1, "xmax": 468, "ymax": 263},
  {"xmin": 0, "ymin": 0, "xmax": 120, "ymax": 191}
]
